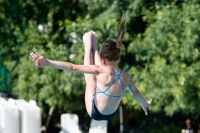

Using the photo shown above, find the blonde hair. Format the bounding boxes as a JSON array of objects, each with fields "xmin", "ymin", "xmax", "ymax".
[{"xmin": 100, "ymin": 15, "xmax": 126, "ymax": 62}]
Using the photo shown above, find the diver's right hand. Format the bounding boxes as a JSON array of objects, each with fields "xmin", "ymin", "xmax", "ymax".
[{"xmin": 29, "ymin": 52, "xmax": 49, "ymax": 67}]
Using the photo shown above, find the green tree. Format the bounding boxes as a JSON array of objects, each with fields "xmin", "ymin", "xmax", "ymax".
[
  {"xmin": 1, "ymin": 0, "xmax": 200, "ymax": 132},
  {"xmin": 126, "ymin": 0, "xmax": 200, "ymax": 116}
]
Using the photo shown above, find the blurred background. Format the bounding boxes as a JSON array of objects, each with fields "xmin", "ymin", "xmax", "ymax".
[{"xmin": 0, "ymin": 0, "xmax": 200, "ymax": 133}]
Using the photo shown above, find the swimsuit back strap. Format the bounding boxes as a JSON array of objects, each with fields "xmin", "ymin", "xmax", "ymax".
[
  {"xmin": 94, "ymin": 69, "xmax": 125, "ymax": 98},
  {"xmin": 96, "ymin": 70, "xmax": 122, "ymax": 93},
  {"xmin": 111, "ymin": 67, "xmax": 125, "ymax": 92}
]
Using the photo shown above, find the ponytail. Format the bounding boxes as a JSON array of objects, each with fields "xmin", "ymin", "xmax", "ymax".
[
  {"xmin": 116, "ymin": 14, "xmax": 126, "ymax": 49},
  {"xmin": 100, "ymin": 14, "xmax": 126, "ymax": 62}
]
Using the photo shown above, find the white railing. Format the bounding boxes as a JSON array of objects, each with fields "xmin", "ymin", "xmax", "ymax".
[{"xmin": 0, "ymin": 98, "xmax": 41, "ymax": 133}]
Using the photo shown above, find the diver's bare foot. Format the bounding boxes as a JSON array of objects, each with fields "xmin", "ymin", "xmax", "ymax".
[{"xmin": 83, "ymin": 31, "xmax": 93, "ymax": 51}]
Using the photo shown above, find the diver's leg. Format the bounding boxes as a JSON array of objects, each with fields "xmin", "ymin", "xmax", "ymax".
[
  {"xmin": 83, "ymin": 31, "xmax": 96, "ymax": 116},
  {"xmin": 91, "ymin": 31, "xmax": 102, "ymax": 65}
]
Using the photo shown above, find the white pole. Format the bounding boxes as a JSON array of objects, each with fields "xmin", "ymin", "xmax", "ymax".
[
  {"xmin": 45, "ymin": 107, "xmax": 54, "ymax": 133},
  {"xmin": 119, "ymin": 102, "xmax": 123, "ymax": 133}
]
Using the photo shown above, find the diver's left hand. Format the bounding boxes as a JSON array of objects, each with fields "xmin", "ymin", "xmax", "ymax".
[{"xmin": 143, "ymin": 99, "xmax": 152, "ymax": 115}]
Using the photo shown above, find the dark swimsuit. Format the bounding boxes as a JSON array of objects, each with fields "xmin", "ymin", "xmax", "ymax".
[{"xmin": 91, "ymin": 67, "xmax": 126, "ymax": 121}]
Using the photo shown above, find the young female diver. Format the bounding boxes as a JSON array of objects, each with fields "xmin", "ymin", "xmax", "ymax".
[{"xmin": 29, "ymin": 16, "xmax": 152, "ymax": 121}]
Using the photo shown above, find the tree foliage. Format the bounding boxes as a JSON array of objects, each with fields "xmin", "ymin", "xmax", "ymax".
[{"xmin": 1, "ymin": 0, "xmax": 200, "ymax": 132}]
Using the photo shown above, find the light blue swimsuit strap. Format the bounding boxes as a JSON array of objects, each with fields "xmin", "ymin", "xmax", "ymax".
[
  {"xmin": 112, "ymin": 68, "xmax": 125, "ymax": 93},
  {"xmin": 94, "ymin": 67, "xmax": 126, "ymax": 98}
]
